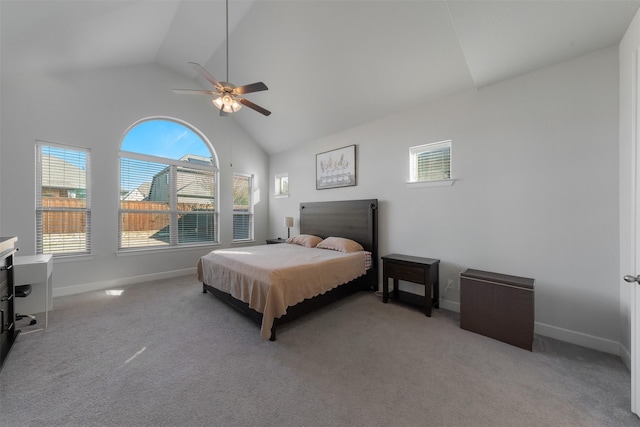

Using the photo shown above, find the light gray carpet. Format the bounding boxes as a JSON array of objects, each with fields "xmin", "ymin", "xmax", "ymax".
[{"xmin": 0, "ymin": 275, "xmax": 637, "ymax": 427}]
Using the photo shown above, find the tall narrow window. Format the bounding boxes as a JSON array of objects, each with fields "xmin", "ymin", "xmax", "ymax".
[
  {"xmin": 409, "ymin": 140, "xmax": 452, "ymax": 183},
  {"xmin": 233, "ymin": 174, "xmax": 253, "ymax": 242},
  {"xmin": 119, "ymin": 118, "xmax": 218, "ymax": 250},
  {"xmin": 36, "ymin": 141, "xmax": 91, "ymax": 256},
  {"xmin": 274, "ymin": 173, "xmax": 289, "ymax": 197}
]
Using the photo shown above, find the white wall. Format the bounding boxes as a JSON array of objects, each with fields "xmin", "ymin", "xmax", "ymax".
[
  {"xmin": 270, "ymin": 46, "xmax": 621, "ymax": 353},
  {"xmin": 619, "ymin": 8, "xmax": 640, "ymax": 368},
  {"xmin": 0, "ymin": 63, "xmax": 269, "ymax": 294}
]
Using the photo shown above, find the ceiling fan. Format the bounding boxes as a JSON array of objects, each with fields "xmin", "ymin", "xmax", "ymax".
[{"xmin": 173, "ymin": 0, "xmax": 270, "ymax": 117}]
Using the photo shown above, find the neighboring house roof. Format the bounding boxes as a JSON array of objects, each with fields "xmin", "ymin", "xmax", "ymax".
[
  {"xmin": 176, "ymin": 167, "xmax": 214, "ymax": 198},
  {"xmin": 178, "ymin": 154, "xmax": 214, "ymax": 166},
  {"xmin": 121, "ymin": 182, "xmax": 151, "ymax": 201},
  {"xmin": 122, "ymin": 189, "xmax": 144, "ymax": 201},
  {"xmin": 41, "ymin": 155, "xmax": 86, "ymax": 189},
  {"xmin": 148, "ymin": 156, "xmax": 215, "ymax": 205},
  {"xmin": 137, "ymin": 182, "xmax": 151, "ymax": 198}
]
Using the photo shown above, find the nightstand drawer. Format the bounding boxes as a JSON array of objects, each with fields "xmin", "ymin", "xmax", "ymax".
[{"xmin": 385, "ymin": 262, "xmax": 424, "ymax": 283}]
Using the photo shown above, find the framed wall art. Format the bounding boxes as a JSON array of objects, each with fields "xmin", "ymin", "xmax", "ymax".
[{"xmin": 316, "ymin": 145, "xmax": 356, "ymax": 190}]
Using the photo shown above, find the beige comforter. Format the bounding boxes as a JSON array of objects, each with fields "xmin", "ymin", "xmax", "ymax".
[{"xmin": 198, "ymin": 243, "xmax": 367, "ymax": 339}]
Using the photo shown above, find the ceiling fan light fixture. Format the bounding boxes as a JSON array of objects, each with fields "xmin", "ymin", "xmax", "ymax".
[
  {"xmin": 213, "ymin": 94, "xmax": 242, "ymax": 113},
  {"xmin": 172, "ymin": 0, "xmax": 270, "ymax": 117}
]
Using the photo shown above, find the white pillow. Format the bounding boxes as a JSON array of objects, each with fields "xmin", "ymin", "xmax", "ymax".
[
  {"xmin": 286, "ymin": 234, "xmax": 323, "ymax": 248},
  {"xmin": 316, "ymin": 237, "xmax": 364, "ymax": 253}
]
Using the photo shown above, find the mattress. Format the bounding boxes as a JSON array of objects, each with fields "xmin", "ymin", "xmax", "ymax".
[{"xmin": 198, "ymin": 243, "xmax": 370, "ymax": 339}]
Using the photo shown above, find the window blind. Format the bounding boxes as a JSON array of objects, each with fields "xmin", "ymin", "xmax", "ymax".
[
  {"xmin": 36, "ymin": 142, "xmax": 91, "ymax": 256},
  {"xmin": 410, "ymin": 140, "xmax": 451, "ymax": 182},
  {"xmin": 233, "ymin": 174, "xmax": 253, "ymax": 241},
  {"xmin": 119, "ymin": 156, "xmax": 217, "ymax": 249}
]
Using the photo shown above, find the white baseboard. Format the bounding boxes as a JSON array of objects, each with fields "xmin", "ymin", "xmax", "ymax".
[
  {"xmin": 53, "ymin": 268, "xmax": 197, "ymax": 298},
  {"xmin": 620, "ymin": 343, "xmax": 632, "ymax": 371},
  {"xmin": 56, "ymin": 279, "xmax": 628, "ymax": 360},
  {"xmin": 439, "ymin": 298, "xmax": 460, "ymax": 312},
  {"xmin": 440, "ymin": 297, "xmax": 625, "ymax": 358},
  {"xmin": 533, "ymin": 321, "xmax": 622, "ymax": 356}
]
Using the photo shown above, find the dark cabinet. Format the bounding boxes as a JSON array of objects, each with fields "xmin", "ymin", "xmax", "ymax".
[
  {"xmin": 460, "ymin": 268, "xmax": 535, "ymax": 351},
  {"xmin": 0, "ymin": 236, "xmax": 18, "ymax": 371}
]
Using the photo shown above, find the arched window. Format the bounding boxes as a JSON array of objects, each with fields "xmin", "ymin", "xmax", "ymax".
[{"xmin": 119, "ymin": 118, "xmax": 219, "ymax": 250}]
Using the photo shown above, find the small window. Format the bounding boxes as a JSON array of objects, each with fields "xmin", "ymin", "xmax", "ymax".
[
  {"xmin": 274, "ymin": 173, "xmax": 289, "ymax": 197},
  {"xmin": 233, "ymin": 174, "xmax": 254, "ymax": 242},
  {"xmin": 36, "ymin": 141, "xmax": 91, "ymax": 256},
  {"xmin": 409, "ymin": 140, "xmax": 451, "ymax": 183}
]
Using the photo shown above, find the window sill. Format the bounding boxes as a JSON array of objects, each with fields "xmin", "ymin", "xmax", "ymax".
[
  {"xmin": 274, "ymin": 194, "xmax": 289, "ymax": 199},
  {"xmin": 116, "ymin": 243, "xmax": 219, "ymax": 257},
  {"xmin": 48, "ymin": 254, "xmax": 94, "ymax": 263},
  {"xmin": 406, "ymin": 179, "xmax": 455, "ymax": 188},
  {"xmin": 232, "ymin": 240, "xmax": 255, "ymax": 245}
]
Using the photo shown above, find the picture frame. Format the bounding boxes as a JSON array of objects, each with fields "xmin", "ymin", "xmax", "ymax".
[{"xmin": 316, "ymin": 144, "xmax": 356, "ymax": 190}]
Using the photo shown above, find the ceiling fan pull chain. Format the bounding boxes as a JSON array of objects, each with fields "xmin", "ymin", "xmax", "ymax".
[
  {"xmin": 226, "ymin": 0, "xmax": 230, "ymax": 82},
  {"xmin": 172, "ymin": 0, "xmax": 271, "ymax": 116}
]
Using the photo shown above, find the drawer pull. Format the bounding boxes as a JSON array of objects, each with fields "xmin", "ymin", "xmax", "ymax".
[{"xmin": 0, "ymin": 264, "xmax": 12, "ymax": 271}]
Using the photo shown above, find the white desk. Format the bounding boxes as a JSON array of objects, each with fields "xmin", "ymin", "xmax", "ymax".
[{"xmin": 14, "ymin": 254, "xmax": 53, "ymax": 329}]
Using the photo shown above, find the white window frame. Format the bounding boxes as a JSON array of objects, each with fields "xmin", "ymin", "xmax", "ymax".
[
  {"xmin": 36, "ymin": 141, "xmax": 92, "ymax": 257},
  {"xmin": 233, "ymin": 173, "xmax": 254, "ymax": 243},
  {"xmin": 118, "ymin": 151, "xmax": 219, "ymax": 251},
  {"xmin": 408, "ymin": 140, "xmax": 453, "ymax": 187},
  {"xmin": 274, "ymin": 172, "xmax": 289, "ymax": 198},
  {"xmin": 118, "ymin": 118, "xmax": 219, "ymax": 252}
]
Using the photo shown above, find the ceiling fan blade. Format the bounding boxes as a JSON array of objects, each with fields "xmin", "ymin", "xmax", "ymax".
[
  {"xmin": 188, "ymin": 62, "xmax": 224, "ymax": 91},
  {"xmin": 233, "ymin": 82, "xmax": 268, "ymax": 95},
  {"xmin": 172, "ymin": 89, "xmax": 218, "ymax": 95},
  {"xmin": 238, "ymin": 98, "xmax": 271, "ymax": 116}
]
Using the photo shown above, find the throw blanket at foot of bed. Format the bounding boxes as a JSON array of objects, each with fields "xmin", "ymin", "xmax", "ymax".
[{"xmin": 198, "ymin": 244, "xmax": 368, "ymax": 340}]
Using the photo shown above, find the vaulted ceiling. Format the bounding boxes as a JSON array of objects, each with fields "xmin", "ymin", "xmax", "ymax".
[{"xmin": 2, "ymin": 0, "xmax": 639, "ymax": 154}]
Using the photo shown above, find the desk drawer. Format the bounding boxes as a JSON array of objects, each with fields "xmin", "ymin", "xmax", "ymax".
[
  {"xmin": 14, "ymin": 255, "xmax": 52, "ymax": 286},
  {"xmin": 386, "ymin": 262, "xmax": 424, "ymax": 283},
  {"xmin": 0, "ymin": 257, "xmax": 8, "ymax": 291}
]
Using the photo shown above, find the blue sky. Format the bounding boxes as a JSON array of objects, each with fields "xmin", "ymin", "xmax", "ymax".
[
  {"xmin": 118, "ymin": 119, "xmax": 212, "ymax": 193},
  {"xmin": 44, "ymin": 120, "xmax": 213, "ymax": 193},
  {"xmin": 121, "ymin": 119, "xmax": 211, "ymax": 159}
]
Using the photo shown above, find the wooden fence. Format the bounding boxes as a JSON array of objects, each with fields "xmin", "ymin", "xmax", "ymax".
[
  {"xmin": 41, "ymin": 198, "xmax": 87, "ymax": 234},
  {"xmin": 41, "ymin": 198, "xmax": 215, "ymax": 233},
  {"xmin": 119, "ymin": 200, "xmax": 171, "ymax": 232}
]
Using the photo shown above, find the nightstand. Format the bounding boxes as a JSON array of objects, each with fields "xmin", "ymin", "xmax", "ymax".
[
  {"xmin": 382, "ymin": 253, "xmax": 440, "ymax": 316},
  {"xmin": 266, "ymin": 238, "xmax": 287, "ymax": 245}
]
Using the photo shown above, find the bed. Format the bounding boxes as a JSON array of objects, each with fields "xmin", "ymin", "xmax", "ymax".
[{"xmin": 199, "ymin": 199, "xmax": 378, "ymax": 340}]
